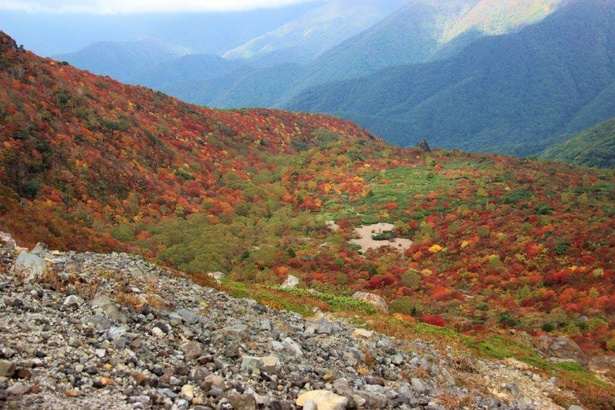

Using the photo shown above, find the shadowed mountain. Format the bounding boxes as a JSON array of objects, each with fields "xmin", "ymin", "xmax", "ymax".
[{"xmin": 287, "ymin": 0, "xmax": 615, "ymax": 154}]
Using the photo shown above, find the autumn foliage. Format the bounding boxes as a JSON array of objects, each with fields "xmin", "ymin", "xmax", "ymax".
[{"xmin": 1, "ymin": 32, "xmax": 614, "ymax": 352}]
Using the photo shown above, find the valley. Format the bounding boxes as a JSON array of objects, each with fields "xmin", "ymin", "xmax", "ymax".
[{"xmin": 1, "ymin": 1, "xmax": 615, "ymax": 407}]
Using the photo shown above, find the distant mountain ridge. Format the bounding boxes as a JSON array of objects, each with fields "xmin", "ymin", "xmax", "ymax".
[
  {"xmin": 126, "ymin": 0, "xmax": 570, "ymax": 113},
  {"xmin": 287, "ymin": 0, "xmax": 615, "ymax": 155},
  {"xmin": 223, "ymin": 0, "xmax": 408, "ymax": 65},
  {"xmin": 54, "ymin": 38, "xmax": 187, "ymax": 82}
]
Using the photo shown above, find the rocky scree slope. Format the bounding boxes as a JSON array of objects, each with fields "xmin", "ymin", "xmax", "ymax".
[{"xmin": 0, "ymin": 232, "xmax": 572, "ymax": 410}]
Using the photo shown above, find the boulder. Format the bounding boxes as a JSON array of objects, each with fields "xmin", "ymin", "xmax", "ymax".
[
  {"xmin": 11, "ymin": 250, "xmax": 47, "ymax": 283},
  {"xmin": 351, "ymin": 292, "xmax": 388, "ymax": 313},
  {"xmin": 537, "ymin": 335, "xmax": 585, "ymax": 363},
  {"xmin": 281, "ymin": 275, "xmax": 300, "ymax": 289}
]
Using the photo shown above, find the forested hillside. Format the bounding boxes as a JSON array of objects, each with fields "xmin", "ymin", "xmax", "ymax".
[
  {"xmin": 288, "ymin": 0, "xmax": 615, "ymax": 155},
  {"xmin": 541, "ymin": 118, "xmax": 615, "ymax": 168},
  {"xmin": 1, "ymin": 29, "xmax": 614, "ymax": 394}
]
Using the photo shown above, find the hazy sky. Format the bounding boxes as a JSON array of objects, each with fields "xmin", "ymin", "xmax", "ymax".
[{"xmin": 0, "ymin": 0, "xmax": 324, "ymax": 14}]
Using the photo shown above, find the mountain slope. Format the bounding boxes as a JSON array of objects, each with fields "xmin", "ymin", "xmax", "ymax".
[
  {"xmin": 541, "ymin": 118, "xmax": 615, "ymax": 168},
  {"xmin": 0, "ymin": 31, "xmax": 379, "ymax": 252},
  {"xmin": 2, "ymin": 31, "xmax": 615, "ymax": 398},
  {"xmin": 288, "ymin": 0, "xmax": 615, "ymax": 153},
  {"xmin": 128, "ymin": 53, "xmax": 246, "ymax": 90},
  {"xmin": 304, "ymin": 0, "xmax": 568, "ymax": 85}
]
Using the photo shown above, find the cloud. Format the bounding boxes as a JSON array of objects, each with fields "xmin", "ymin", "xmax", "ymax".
[{"xmin": 0, "ymin": 0, "xmax": 324, "ymax": 14}]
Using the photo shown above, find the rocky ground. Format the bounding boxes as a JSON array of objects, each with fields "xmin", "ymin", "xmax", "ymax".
[{"xmin": 0, "ymin": 233, "xmax": 584, "ymax": 409}]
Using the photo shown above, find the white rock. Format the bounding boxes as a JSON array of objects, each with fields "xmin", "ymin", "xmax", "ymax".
[
  {"xmin": 63, "ymin": 295, "xmax": 84, "ymax": 307},
  {"xmin": 281, "ymin": 275, "xmax": 300, "ymax": 289},
  {"xmin": 151, "ymin": 327, "xmax": 165, "ymax": 338},
  {"xmin": 95, "ymin": 349, "xmax": 106, "ymax": 358},
  {"xmin": 296, "ymin": 390, "xmax": 348, "ymax": 410}
]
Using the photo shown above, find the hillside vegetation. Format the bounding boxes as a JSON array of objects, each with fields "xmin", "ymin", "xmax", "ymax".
[
  {"xmin": 1, "ymin": 32, "xmax": 615, "ymax": 407},
  {"xmin": 541, "ymin": 118, "xmax": 615, "ymax": 168}
]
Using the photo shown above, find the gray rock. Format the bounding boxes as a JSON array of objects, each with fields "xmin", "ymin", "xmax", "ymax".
[
  {"xmin": 12, "ymin": 250, "xmax": 47, "ymax": 283},
  {"xmin": 391, "ymin": 353, "xmax": 404, "ymax": 365},
  {"xmin": 7, "ymin": 382, "xmax": 30, "ymax": 395},
  {"xmin": 410, "ymin": 378, "xmax": 425, "ymax": 392},
  {"xmin": 568, "ymin": 406, "xmax": 584, "ymax": 410},
  {"xmin": 282, "ymin": 337, "xmax": 303, "ymax": 357},
  {"xmin": 177, "ymin": 309, "xmax": 201, "ymax": 325},
  {"xmin": 305, "ymin": 317, "xmax": 333, "ymax": 335}
]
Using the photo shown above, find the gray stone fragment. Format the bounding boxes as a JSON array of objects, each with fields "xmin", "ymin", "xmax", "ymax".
[
  {"xmin": 411, "ymin": 378, "xmax": 425, "ymax": 392},
  {"xmin": 282, "ymin": 337, "xmax": 303, "ymax": 357},
  {"xmin": 7, "ymin": 382, "xmax": 30, "ymax": 395},
  {"xmin": 12, "ymin": 250, "xmax": 47, "ymax": 283},
  {"xmin": 85, "ymin": 315, "xmax": 113, "ymax": 331},
  {"xmin": 177, "ymin": 309, "xmax": 201, "ymax": 325}
]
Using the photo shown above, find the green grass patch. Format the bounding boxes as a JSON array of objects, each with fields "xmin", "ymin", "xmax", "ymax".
[{"xmin": 274, "ymin": 286, "xmax": 377, "ymax": 315}]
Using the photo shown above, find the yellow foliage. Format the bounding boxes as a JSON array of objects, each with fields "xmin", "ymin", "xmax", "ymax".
[{"xmin": 429, "ymin": 244, "xmax": 443, "ymax": 253}]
